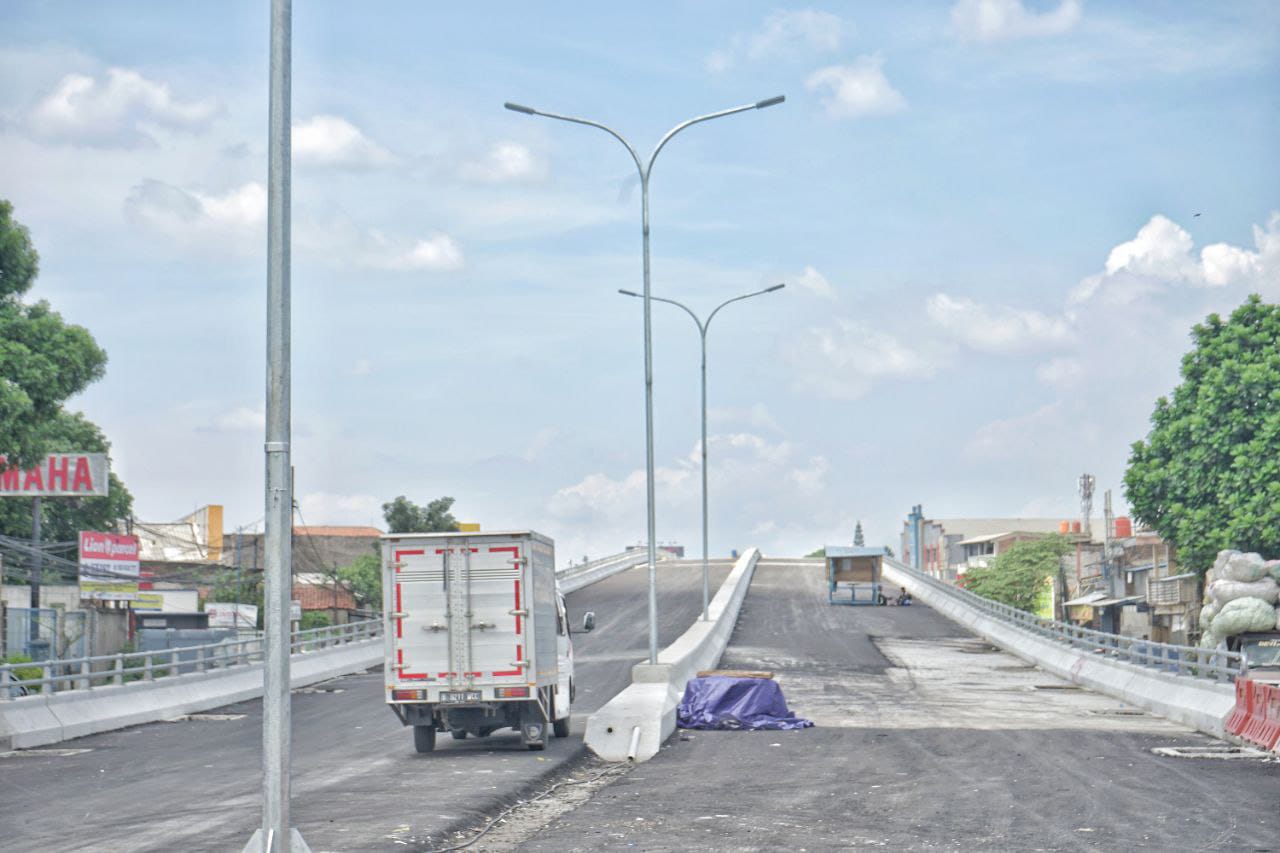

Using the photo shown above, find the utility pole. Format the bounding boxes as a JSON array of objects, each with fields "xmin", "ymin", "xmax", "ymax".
[{"xmin": 29, "ymin": 496, "xmax": 41, "ymax": 647}]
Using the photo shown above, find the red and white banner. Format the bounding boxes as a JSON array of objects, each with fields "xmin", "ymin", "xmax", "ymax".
[
  {"xmin": 79, "ymin": 530, "xmax": 140, "ymax": 601},
  {"xmin": 0, "ymin": 453, "xmax": 110, "ymax": 497}
]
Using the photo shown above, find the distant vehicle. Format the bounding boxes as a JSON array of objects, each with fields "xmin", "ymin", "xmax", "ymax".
[
  {"xmin": 1229, "ymin": 632, "xmax": 1280, "ymax": 682},
  {"xmin": 381, "ymin": 530, "xmax": 590, "ymax": 752}
]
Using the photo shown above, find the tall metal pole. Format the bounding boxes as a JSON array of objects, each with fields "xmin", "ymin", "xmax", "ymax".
[
  {"xmin": 246, "ymin": 0, "xmax": 306, "ymax": 850},
  {"xmin": 29, "ymin": 496, "xmax": 41, "ymax": 646},
  {"xmin": 618, "ymin": 285, "xmax": 784, "ymax": 622},
  {"xmin": 639, "ymin": 173, "xmax": 658, "ymax": 663},
  {"xmin": 505, "ymin": 96, "xmax": 783, "ymax": 662},
  {"xmin": 698, "ymin": 330, "xmax": 708, "ymax": 620}
]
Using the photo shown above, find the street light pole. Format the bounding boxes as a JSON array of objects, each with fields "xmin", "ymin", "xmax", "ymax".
[
  {"xmin": 506, "ymin": 96, "xmax": 783, "ymax": 663},
  {"xmin": 619, "ymin": 284, "xmax": 785, "ymax": 621},
  {"xmin": 245, "ymin": 0, "xmax": 308, "ymax": 850}
]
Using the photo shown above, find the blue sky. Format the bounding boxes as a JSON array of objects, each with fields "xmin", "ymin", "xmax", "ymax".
[{"xmin": 1, "ymin": 1, "xmax": 1277, "ymax": 560}]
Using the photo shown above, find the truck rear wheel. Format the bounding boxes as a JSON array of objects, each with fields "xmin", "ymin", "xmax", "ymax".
[
  {"xmin": 450, "ymin": 730, "xmax": 468, "ymax": 740},
  {"xmin": 553, "ymin": 716, "xmax": 570, "ymax": 738},
  {"xmin": 413, "ymin": 725, "xmax": 436, "ymax": 753}
]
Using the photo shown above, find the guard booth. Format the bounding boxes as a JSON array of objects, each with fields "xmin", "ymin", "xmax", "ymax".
[{"xmin": 826, "ymin": 546, "xmax": 885, "ymax": 606}]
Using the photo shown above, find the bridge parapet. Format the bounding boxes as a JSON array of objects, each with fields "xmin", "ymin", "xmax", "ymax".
[{"xmin": 882, "ymin": 557, "xmax": 1241, "ymax": 736}]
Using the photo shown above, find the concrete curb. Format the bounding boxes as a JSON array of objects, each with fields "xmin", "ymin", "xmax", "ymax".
[
  {"xmin": 0, "ymin": 639, "xmax": 382, "ymax": 749},
  {"xmin": 881, "ymin": 561, "xmax": 1235, "ymax": 737},
  {"xmin": 584, "ymin": 547, "xmax": 760, "ymax": 762}
]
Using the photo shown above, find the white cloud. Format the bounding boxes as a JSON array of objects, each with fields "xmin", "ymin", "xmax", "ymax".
[
  {"xmin": 709, "ymin": 403, "xmax": 785, "ymax": 435},
  {"xmin": 212, "ymin": 406, "xmax": 265, "ymax": 432},
  {"xmin": 805, "ymin": 56, "xmax": 907, "ymax": 119},
  {"xmin": 384, "ymin": 233, "xmax": 465, "ymax": 272},
  {"xmin": 1035, "ymin": 357, "xmax": 1085, "ymax": 388},
  {"xmin": 293, "ymin": 115, "xmax": 392, "ymax": 168},
  {"xmin": 784, "ymin": 319, "xmax": 936, "ymax": 400},
  {"xmin": 926, "ymin": 293, "xmax": 1073, "ymax": 353},
  {"xmin": 297, "ymin": 491, "xmax": 383, "ymax": 526},
  {"xmin": 1104, "ymin": 214, "xmax": 1198, "ymax": 280},
  {"xmin": 966, "ymin": 402, "xmax": 1070, "ymax": 459},
  {"xmin": 346, "ymin": 359, "xmax": 373, "ymax": 377},
  {"xmin": 124, "ymin": 179, "xmax": 265, "ymax": 246},
  {"xmin": 28, "ymin": 67, "xmax": 219, "ymax": 146},
  {"xmin": 460, "ymin": 141, "xmax": 546, "ymax": 183},
  {"xmin": 950, "ymin": 0, "xmax": 1082, "ymax": 43},
  {"xmin": 707, "ymin": 10, "xmax": 845, "ymax": 73},
  {"xmin": 546, "ymin": 433, "xmax": 829, "ymax": 556},
  {"xmin": 793, "ymin": 265, "xmax": 836, "ymax": 299},
  {"xmin": 1071, "ymin": 212, "xmax": 1280, "ymax": 305},
  {"xmin": 300, "ymin": 221, "xmax": 465, "ymax": 272},
  {"xmin": 1200, "ymin": 213, "xmax": 1280, "ymax": 289}
]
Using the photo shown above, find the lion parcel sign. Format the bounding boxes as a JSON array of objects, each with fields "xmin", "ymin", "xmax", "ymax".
[
  {"xmin": 79, "ymin": 530, "xmax": 140, "ymax": 601},
  {"xmin": 0, "ymin": 453, "xmax": 110, "ymax": 496}
]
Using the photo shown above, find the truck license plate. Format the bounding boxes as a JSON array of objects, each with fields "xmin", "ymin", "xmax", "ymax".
[{"xmin": 439, "ymin": 690, "xmax": 481, "ymax": 704}]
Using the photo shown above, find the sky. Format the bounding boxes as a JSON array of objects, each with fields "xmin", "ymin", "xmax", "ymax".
[{"xmin": 0, "ymin": 1, "xmax": 1277, "ymax": 561}]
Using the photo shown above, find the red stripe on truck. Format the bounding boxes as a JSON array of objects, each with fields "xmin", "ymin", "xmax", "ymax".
[{"xmin": 393, "ymin": 548, "xmax": 423, "ymax": 572}]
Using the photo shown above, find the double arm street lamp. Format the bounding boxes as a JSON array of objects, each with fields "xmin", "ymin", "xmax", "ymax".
[
  {"xmin": 619, "ymin": 285, "xmax": 785, "ymax": 622},
  {"xmin": 505, "ymin": 95, "xmax": 784, "ymax": 664}
]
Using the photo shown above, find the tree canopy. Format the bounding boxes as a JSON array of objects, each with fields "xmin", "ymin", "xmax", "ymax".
[
  {"xmin": 1125, "ymin": 295, "xmax": 1280, "ymax": 573},
  {"xmin": 0, "ymin": 200, "xmax": 108, "ymax": 470},
  {"xmin": 963, "ymin": 535, "xmax": 1069, "ymax": 612},
  {"xmin": 382, "ymin": 495, "xmax": 459, "ymax": 534}
]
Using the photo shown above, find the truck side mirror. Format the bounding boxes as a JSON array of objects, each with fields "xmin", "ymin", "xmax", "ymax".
[{"xmin": 581, "ymin": 612, "xmax": 595, "ymax": 633}]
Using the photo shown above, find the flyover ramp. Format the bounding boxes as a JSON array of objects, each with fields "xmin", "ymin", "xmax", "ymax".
[
  {"xmin": 0, "ymin": 559, "xmax": 731, "ymax": 852},
  {"xmin": 522, "ymin": 558, "xmax": 1280, "ymax": 851}
]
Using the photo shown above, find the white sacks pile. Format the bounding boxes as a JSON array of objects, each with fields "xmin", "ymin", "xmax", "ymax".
[{"xmin": 1199, "ymin": 550, "xmax": 1280, "ymax": 648}]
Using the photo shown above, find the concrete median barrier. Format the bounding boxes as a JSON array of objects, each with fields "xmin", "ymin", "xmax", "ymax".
[
  {"xmin": 584, "ymin": 547, "xmax": 760, "ymax": 763},
  {"xmin": 0, "ymin": 639, "xmax": 381, "ymax": 750},
  {"xmin": 881, "ymin": 561, "xmax": 1236, "ymax": 737}
]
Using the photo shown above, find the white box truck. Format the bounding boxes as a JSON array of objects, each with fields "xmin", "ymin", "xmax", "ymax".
[{"xmin": 381, "ymin": 530, "xmax": 585, "ymax": 752}]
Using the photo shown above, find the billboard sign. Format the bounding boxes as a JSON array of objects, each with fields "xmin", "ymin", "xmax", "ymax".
[
  {"xmin": 79, "ymin": 530, "xmax": 140, "ymax": 601},
  {"xmin": 207, "ymin": 602, "xmax": 259, "ymax": 629},
  {"xmin": 0, "ymin": 453, "xmax": 110, "ymax": 497}
]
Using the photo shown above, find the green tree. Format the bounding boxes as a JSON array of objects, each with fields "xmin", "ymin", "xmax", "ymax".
[
  {"xmin": 0, "ymin": 411, "xmax": 133, "ymax": 542},
  {"xmin": 382, "ymin": 495, "xmax": 459, "ymax": 534},
  {"xmin": 1125, "ymin": 295, "xmax": 1280, "ymax": 574},
  {"xmin": 964, "ymin": 536, "xmax": 1070, "ymax": 612},
  {"xmin": 0, "ymin": 200, "xmax": 108, "ymax": 470},
  {"xmin": 338, "ymin": 552, "xmax": 382, "ymax": 610}
]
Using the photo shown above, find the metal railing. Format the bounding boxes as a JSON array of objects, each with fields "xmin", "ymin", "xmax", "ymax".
[
  {"xmin": 0, "ymin": 618, "xmax": 382, "ymax": 700},
  {"xmin": 883, "ymin": 558, "xmax": 1243, "ymax": 683}
]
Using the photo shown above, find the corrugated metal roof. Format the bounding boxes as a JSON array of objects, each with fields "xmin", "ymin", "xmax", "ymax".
[
  {"xmin": 294, "ymin": 526, "xmax": 382, "ymax": 537},
  {"xmin": 825, "ymin": 546, "xmax": 887, "ymax": 558}
]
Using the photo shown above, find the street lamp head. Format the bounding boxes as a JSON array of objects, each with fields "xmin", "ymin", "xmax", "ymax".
[
  {"xmin": 765, "ymin": 283, "xmax": 786, "ymax": 293},
  {"xmin": 755, "ymin": 95, "xmax": 786, "ymax": 109},
  {"xmin": 504, "ymin": 101, "xmax": 537, "ymax": 115},
  {"xmin": 618, "ymin": 289, "xmax": 642, "ymax": 298}
]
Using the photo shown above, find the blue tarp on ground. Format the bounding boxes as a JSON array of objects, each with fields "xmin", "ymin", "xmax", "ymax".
[{"xmin": 677, "ymin": 676, "xmax": 814, "ymax": 731}]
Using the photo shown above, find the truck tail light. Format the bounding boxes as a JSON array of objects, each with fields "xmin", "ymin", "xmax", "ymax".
[
  {"xmin": 392, "ymin": 689, "xmax": 426, "ymax": 701},
  {"xmin": 494, "ymin": 687, "xmax": 530, "ymax": 698}
]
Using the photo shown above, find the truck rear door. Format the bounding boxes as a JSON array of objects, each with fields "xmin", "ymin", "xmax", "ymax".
[{"xmin": 391, "ymin": 538, "xmax": 528, "ymax": 691}]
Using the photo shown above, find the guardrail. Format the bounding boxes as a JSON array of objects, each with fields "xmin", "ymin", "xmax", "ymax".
[
  {"xmin": 557, "ymin": 549, "xmax": 659, "ymax": 594},
  {"xmin": 1, "ymin": 618, "xmax": 382, "ymax": 700},
  {"xmin": 882, "ymin": 558, "xmax": 1243, "ymax": 683}
]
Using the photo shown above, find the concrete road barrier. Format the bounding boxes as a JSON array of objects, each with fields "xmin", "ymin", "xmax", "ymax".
[
  {"xmin": 585, "ymin": 547, "xmax": 760, "ymax": 762},
  {"xmin": 881, "ymin": 561, "xmax": 1236, "ymax": 737},
  {"xmin": 0, "ymin": 639, "xmax": 381, "ymax": 750}
]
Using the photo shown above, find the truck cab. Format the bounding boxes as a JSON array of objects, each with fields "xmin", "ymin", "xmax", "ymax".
[{"xmin": 1230, "ymin": 632, "xmax": 1280, "ymax": 683}]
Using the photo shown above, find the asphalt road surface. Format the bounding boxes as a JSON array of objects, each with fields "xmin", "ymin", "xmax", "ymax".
[
  {"xmin": 522, "ymin": 559, "xmax": 1280, "ymax": 852},
  {"xmin": 0, "ymin": 559, "xmax": 730, "ymax": 852}
]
